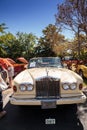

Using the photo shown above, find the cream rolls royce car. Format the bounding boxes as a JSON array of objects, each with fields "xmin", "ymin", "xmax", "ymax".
[{"xmin": 10, "ymin": 57, "xmax": 86, "ymax": 109}]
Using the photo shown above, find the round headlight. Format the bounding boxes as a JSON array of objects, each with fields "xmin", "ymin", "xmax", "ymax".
[
  {"xmin": 20, "ymin": 85, "xmax": 26, "ymax": 91},
  {"xmin": 70, "ymin": 83, "xmax": 77, "ymax": 90},
  {"xmin": 27, "ymin": 84, "xmax": 33, "ymax": 91},
  {"xmin": 62, "ymin": 83, "xmax": 69, "ymax": 90}
]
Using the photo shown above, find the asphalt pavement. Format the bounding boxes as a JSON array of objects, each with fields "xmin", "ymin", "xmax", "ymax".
[{"xmin": 1, "ymin": 87, "xmax": 87, "ymax": 130}]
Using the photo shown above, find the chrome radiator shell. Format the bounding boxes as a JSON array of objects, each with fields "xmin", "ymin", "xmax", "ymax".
[{"xmin": 36, "ymin": 77, "xmax": 60, "ymax": 99}]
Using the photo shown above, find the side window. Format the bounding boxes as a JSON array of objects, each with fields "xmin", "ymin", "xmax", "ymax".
[
  {"xmin": 28, "ymin": 59, "xmax": 37, "ymax": 68},
  {"xmin": 30, "ymin": 61, "xmax": 36, "ymax": 68}
]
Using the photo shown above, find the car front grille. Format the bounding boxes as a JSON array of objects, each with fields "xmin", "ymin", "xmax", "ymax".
[{"xmin": 36, "ymin": 77, "xmax": 60, "ymax": 99}]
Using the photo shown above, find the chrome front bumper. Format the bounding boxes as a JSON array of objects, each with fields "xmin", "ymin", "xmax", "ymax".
[{"xmin": 10, "ymin": 93, "xmax": 86, "ymax": 107}]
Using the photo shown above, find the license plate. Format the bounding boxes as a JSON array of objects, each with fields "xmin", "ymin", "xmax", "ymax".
[
  {"xmin": 45, "ymin": 118, "xmax": 56, "ymax": 124},
  {"xmin": 41, "ymin": 100, "xmax": 56, "ymax": 109}
]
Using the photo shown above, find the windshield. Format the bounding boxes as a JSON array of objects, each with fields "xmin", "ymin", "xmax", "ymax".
[{"xmin": 28, "ymin": 57, "xmax": 63, "ymax": 68}]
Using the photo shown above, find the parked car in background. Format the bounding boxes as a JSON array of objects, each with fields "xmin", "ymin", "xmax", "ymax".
[
  {"xmin": 62, "ymin": 56, "xmax": 79, "ymax": 71},
  {"xmin": 0, "ymin": 57, "xmax": 28, "ymax": 77},
  {"xmin": 10, "ymin": 57, "xmax": 86, "ymax": 109},
  {"xmin": 76, "ymin": 63, "xmax": 87, "ymax": 78}
]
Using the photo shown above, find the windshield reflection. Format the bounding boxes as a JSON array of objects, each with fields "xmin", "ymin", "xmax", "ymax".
[{"xmin": 28, "ymin": 57, "xmax": 63, "ymax": 68}]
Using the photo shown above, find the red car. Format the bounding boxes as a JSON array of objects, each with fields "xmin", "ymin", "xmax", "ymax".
[{"xmin": 0, "ymin": 57, "xmax": 28, "ymax": 77}]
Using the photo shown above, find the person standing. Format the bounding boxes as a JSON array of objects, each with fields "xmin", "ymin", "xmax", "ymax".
[
  {"xmin": 0, "ymin": 91, "xmax": 6, "ymax": 119},
  {"xmin": 7, "ymin": 65, "xmax": 14, "ymax": 88},
  {"xmin": 0, "ymin": 74, "xmax": 8, "ymax": 119},
  {"xmin": 0, "ymin": 64, "xmax": 8, "ymax": 83}
]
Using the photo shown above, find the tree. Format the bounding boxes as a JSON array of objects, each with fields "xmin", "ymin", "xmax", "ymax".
[
  {"xmin": 0, "ymin": 23, "xmax": 8, "ymax": 57},
  {"xmin": 55, "ymin": 0, "xmax": 87, "ymax": 58},
  {"xmin": 72, "ymin": 33, "xmax": 87, "ymax": 59},
  {"xmin": 36, "ymin": 24, "xmax": 65, "ymax": 57},
  {"xmin": 0, "ymin": 33, "xmax": 16, "ymax": 57},
  {"xmin": 16, "ymin": 32, "xmax": 37, "ymax": 59},
  {"xmin": 0, "ymin": 23, "xmax": 8, "ymax": 34}
]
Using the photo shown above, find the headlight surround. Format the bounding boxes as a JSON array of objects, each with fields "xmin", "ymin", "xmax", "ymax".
[
  {"xmin": 20, "ymin": 84, "xmax": 26, "ymax": 91},
  {"xmin": 27, "ymin": 84, "xmax": 33, "ymax": 91},
  {"xmin": 62, "ymin": 83, "xmax": 77, "ymax": 90},
  {"xmin": 62, "ymin": 83, "xmax": 69, "ymax": 90},
  {"xmin": 20, "ymin": 84, "xmax": 33, "ymax": 91},
  {"xmin": 70, "ymin": 83, "xmax": 77, "ymax": 90}
]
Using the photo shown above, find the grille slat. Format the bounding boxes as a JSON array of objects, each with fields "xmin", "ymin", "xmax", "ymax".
[{"xmin": 36, "ymin": 77, "xmax": 60, "ymax": 99}]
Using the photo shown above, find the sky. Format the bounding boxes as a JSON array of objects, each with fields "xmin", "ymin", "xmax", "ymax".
[{"xmin": 0, "ymin": 0, "xmax": 74, "ymax": 39}]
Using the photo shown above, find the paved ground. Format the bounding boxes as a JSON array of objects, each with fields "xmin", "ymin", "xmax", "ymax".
[
  {"xmin": 0, "ymin": 103, "xmax": 84, "ymax": 130},
  {"xmin": 77, "ymin": 90, "xmax": 87, "ymax": 130},
  {"xmin": 1, "ymin": 87, "xmax": 87, "ymax": 130}
]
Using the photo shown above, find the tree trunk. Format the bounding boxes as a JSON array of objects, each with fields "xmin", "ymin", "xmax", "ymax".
[{"xmin": 78, "ymin": 27, "xmax": 81, "ymax": 59}]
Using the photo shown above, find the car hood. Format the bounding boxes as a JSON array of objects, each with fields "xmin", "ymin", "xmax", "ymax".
[{"xmin": 14, "ymin": 67, "xmax": 82, "ymax": 84}]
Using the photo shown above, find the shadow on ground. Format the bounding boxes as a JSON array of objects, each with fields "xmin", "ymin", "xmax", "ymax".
[{"xmin": 0, "ymin": 103, "xmax": 84, "ymax": 130}]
